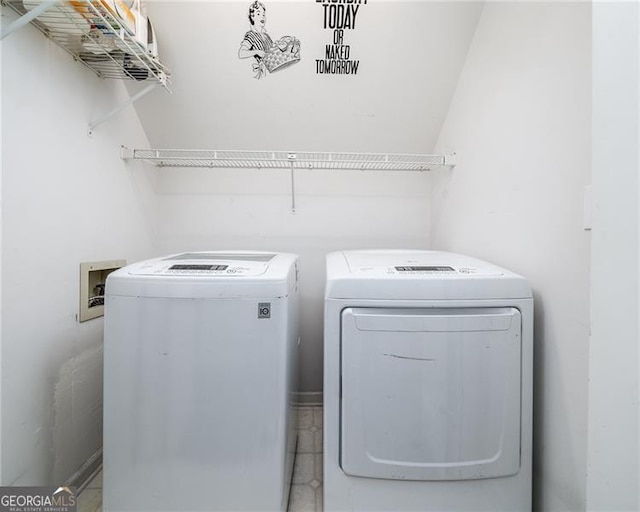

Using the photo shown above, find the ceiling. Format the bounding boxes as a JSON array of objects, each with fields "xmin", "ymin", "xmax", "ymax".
[{"xmin": 130, "ymin": 1, "xmax": 484, "ymax": 154}]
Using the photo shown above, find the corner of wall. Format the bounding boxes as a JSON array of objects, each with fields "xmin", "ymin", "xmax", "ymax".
[{"xmin": 587, "ymin": 2, "xmax": 640, "ymax": 510}]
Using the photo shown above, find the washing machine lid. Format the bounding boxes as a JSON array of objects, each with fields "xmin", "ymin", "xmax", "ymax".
[
  {"xmin": 106, "ymin": 251, "xmax": 298, "ymax": 299},
  {"xmin": 325, "ymin": 250, "xmax": 531, "ymax": 300}
]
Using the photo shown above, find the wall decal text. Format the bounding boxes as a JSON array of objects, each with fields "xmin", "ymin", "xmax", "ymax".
[{"xmin": 316, "ymin": 0, "xmax": 367, "ymax": 75}]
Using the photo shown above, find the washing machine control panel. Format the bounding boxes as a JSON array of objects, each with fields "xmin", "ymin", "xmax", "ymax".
[
  {"xmin": 170, "ymin": 264, "xmax": 229, "ymax": 272},
  {"xmin": 130, "ymin": 264, "xmax": 268, "ymax": 276},
  {"xmin": 129, "ymin": 259, "xmax": 272, "ymax": 277}
]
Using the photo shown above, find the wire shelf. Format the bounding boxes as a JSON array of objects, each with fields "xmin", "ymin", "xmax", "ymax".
[
  {"xmin": 124, "ymin": 149, "xmax": 455, "ymax": 171},
  {"xmin": 2, "ymin": 0, "xmax": 171, "ymax": 88}
]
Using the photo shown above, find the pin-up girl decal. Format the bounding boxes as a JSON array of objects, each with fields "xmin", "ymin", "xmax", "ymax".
[{"xmin": 238, "ymin": 1, "xmax": 301, "ymax": 79}]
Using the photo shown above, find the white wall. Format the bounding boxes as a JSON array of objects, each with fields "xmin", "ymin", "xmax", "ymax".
[
  {"xmin": 1, "ymin": 9, "xmax": 157, "ymax": 485},
  {"xmin": 431, "ymin": 2, "xmax": 591, "ymax": 510},
  {"xmin": 137, "ymin": 1, "xmax": 483, "ymax": 152},
  {"xmin": 587, "ymin": 3, "xmax": 639, "ymax": 510}
]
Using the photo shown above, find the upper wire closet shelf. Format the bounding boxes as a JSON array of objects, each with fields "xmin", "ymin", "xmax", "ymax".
[
  {"xmin": 121, "ymin": 149, "xmax": 457, "ymax": 171},
  {"xmin": 1, "ymin": 0, "xmax": 171, "ymax": 89}
]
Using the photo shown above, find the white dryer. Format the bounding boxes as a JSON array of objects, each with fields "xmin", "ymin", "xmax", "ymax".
[
  {"xmin": 103, "ymin": 251, "xmax": 299, "ymax": 512},
  {"xmin": 324, "ymin": 250, "xmax": 533, "ymax": 511}
]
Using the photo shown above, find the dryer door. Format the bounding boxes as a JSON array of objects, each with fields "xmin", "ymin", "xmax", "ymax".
[{"xmin": 340, "ymin": 307, "xmax": 521, "ymax": 481}]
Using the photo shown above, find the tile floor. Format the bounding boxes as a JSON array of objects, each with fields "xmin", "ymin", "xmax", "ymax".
[
  {"xmin": 78, "ymin": 405, "xmax": 323, "ymax": 512},
  {"xmin": 289, "ymin": 406, "xmax": 323, "ymax": 512}
]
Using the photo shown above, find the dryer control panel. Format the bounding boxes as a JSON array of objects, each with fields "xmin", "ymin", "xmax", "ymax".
[
  {"xmin": 352, "ymin": 265, "xmax": 497, "ymax": 276},
  {"xmin": 325, "ymin": 251, "xmax": 533, "ymax": 301},
  {"xmin": 343, "ymin": 251, "xmax": 504, "ymax": 277}
]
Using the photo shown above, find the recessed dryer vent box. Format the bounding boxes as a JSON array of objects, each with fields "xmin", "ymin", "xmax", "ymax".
[{"xmin": 79, "ymin": 259, "xmax": 126, "ymax": 322}]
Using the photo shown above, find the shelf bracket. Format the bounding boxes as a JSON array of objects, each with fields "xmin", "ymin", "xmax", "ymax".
[
  {"xmin": 1, "ymin": 0, "xmax": 57, "ymax": 40},
  {"xmin": 288, "ymin": 153, "xmax": 296, "ymax": 213},
  {"xmin": 444, "ymin": 153, "xmax": 457, "ymax": 167},
  {"xmin": 120, "ymin": 146, "xmax": 134, "ymax": 160},
  {"xmin": 88, "ymin": 82, "xmax": 161, "ymax": 136}
]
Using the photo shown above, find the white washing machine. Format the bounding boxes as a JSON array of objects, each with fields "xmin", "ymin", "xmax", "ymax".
[
  {"xmin": 324, "ymin": 250, "xmax": 533, "ymax": 511},
  {"xmin": 103, "ymin": 251, "xmax": 300, "ymax": 512}
]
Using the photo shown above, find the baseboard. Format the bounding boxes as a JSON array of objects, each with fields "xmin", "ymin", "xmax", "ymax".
[
  {"xmin": 65, "ymin": 448, "xmax": 102, "ymax": 494},
  {"xmin": 295, "ymin": 391, "xmax": 323, "ymax": 406}
]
